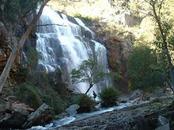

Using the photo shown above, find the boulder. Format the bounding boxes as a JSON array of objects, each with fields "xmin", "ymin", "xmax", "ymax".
[
  {"xmin": 0, "ymin": 101, "xmax": 34, "ymax": 129},
  {"xmin": 23, "ymin": 103, "xmax": 54, "ymax": 128},
  {"xmin": 155, "ymin": 116, "xmax": 170, "ymax": 130},
  {"xmin": 66, "ymin": 104, "xmax": 80, "ymax": 116},
  {"xmin": 129, "ymin": 89, "xmax": 143, "ymax": 100}
]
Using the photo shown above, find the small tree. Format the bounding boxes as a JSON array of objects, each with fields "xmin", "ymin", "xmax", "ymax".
[
  {"xmin": 71, "ymin": 58, "xmax": 106, "ymax": 95},
  {"xmin": 147, "ymin": 0, "xmax": 174, "ymax": 90},
  {"xmin": 128, "ymin": 45, "xmax": 165, "ymax": 91}
]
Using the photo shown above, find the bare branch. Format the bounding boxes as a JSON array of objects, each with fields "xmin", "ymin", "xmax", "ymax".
[{"xmin": 36, "ymin": 24, "xmax": 65, "ymax": 27}]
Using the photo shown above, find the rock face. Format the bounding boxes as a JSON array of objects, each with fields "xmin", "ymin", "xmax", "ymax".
[
  {"xmin": 57, "ymin": 96, "xmax": 174, "ymax": 130},
  {"xmin": 88, "ymin": 19, "xmax": 132, "ymax": 92},
  {"xmin": 104, "ymin": 37, "xmax": 132, "ymax": 92}
]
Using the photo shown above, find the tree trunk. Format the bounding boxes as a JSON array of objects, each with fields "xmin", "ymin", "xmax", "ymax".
[
  {"xmin": 152, "ymin": 3, "xmax": 173, "ymax": 68},
  {"xmin": 0, "ymin": 0, "xmax": 50, "ymax": 93},
  {"xmin": 85, "ymin": 84, "xmax": 93, "ymax": 95},
  {"xmin": 151, "ymin": 2, "xmax": 174, "ymax": 90}
]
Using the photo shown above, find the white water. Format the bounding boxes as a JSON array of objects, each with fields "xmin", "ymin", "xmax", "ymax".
[{"xmin": 36, "ymin": 6, "xmax": 110, "ymax": 95}]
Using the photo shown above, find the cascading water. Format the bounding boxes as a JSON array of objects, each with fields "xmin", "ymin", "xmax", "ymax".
[{"xmin": 36, "ymin": 6, "xmax": 110, "ymax": 95}]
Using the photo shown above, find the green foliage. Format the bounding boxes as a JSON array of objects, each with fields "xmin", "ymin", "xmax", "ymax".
[
  {"xmin": 15, "ymin": 79, "xmax": 69, "ymax": 114},
  {"xmin": 14, "ymin": 66, "xmax": 28, "ymax": 83},
  {"xmin": 42, "ymin": 87, "xmax": 68, "ymax": 114},
  {"xmin": 15, "ymin": 71, "xmax": 71, "ymax": 114},
  {"xmin": 99, "ymin": 87, "xmax": 119, "ymax": 107},
  {"xmin": 15, "ymin": 83, "xmax": 42, "ymax": 109},
  {"xmin": 154, "ymin": 20, "xmax": 174, "ymax": 48},
  {"xmin": 71, "ymin": 58, "xmax": 106, "ymax": 94},
  {"xmin": 128, "ymin": 45, "xmax": 166, "ymax": 91},
  {"xmin": 1, "ymin": 0, "xmax": 43, "ymax": 23},
  {"xmin": 26, "ymin": 46, "xmax": 38, "ymax": 71},
  {"xmin": 72, "ymin": 94, "xmax": 95, "ymax": 113},
  {"xmin": 74, "ymin": 14, "xmax": 94, "ymax": 26}
]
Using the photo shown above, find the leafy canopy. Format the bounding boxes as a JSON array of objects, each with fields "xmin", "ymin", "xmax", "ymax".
[
  {"xmin": 71, "ymin": 58, "xmax": 105, "ymax": 85},
  {"xmin": 128, "ymin": 45, "xmax": 166, "ymax": 91},
  {"xmin": 71, "ymin": 58, "xmax": 107, "ymax": 94},
  {"xmin": 0, "ymin": 0, "xmax": 44, "ymax": 25}
]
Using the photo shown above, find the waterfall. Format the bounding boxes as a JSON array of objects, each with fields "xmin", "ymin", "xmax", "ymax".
[{"xmin": 36, "ymin": 6, "xmax": 110, "ymax": 95}]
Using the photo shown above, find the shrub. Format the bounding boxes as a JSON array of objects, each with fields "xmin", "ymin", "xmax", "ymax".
[
  {"xmin": 72, "ymin": 94, "xmax": 95, "ymax": 113},
  {"xmin": 14, "ymin": 66, "xmax": 28, "ymax": 83},
  {"xmin": 99, "ymin": 87, "xmax": 119, "ymax": 107},
  {"xmin": 15, "ymin": 82, "xmax": 68, "ymax": 114},
  {"xmin": 42, "ymin": 87, "xmax": 68, "ymax": 114},
  {"xmin": 128, "ymin": 45, "xmax": 165, "ymax": 92},
  {"xmin": 15, "ymin": 83, "xmax": 42, "ymax": 109}
]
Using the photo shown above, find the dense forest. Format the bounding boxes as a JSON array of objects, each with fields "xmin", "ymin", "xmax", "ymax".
[{"xmin": 0, "ymin": 0, "xmax": 174, "ymax": 129}]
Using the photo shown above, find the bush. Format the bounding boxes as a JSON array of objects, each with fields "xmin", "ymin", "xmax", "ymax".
[
  {"xmin": 15, "ymin": 82, "xmax": 68, "ymax": 114},
  {"xmin": 15, "ymin": 83, "xmax": 42, "ymax": 109},
  {"xmin": 99, "ymin": 87, "xmax": 119, "ymax": 107},
  {"xmin": 14, "ymin": 66, "xmax": 28, "ymax": 83},
  {"xmin": 42, "ymin": 87, "xmax": 68, "ymax": 114},
  {"xmin": 72, "ymin": 94, "xmax": 95, "ymax": 113},
  {"xmin": 128, "ymin": 45, "xmax": 165, "ymax": 91}
]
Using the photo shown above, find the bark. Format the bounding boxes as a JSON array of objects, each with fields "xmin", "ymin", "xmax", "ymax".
[
  {"xmin": 85, "ymin": 83, "xmax": 93, "ymax": 95},
  {"xmin": 0, "ymin": 0, "xmax": 50, "ymax": 93},
  {"xmin": 151, "ymin": 1, "xmax": 174, "ymax": 90},
  {"xmin": 151, "ymin": 2, "xmax": 173, "ymax": 69}
]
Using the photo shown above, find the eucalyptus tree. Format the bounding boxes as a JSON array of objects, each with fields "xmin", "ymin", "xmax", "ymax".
[
  {"xmin": 145, "ymin": 0, "xmax": 174, "ymax": 90},
  {"xmin": 71, "ymin": 58, "xmax": 106, "ymax": 95}
]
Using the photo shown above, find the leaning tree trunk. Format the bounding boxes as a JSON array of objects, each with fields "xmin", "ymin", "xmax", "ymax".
[
  {"xmin": 85, "ymin": 83, "xmax": 93, "ymax": 95},
  {"xmin": 0, "ymin": 0, "xmax": 50, "ymax": 93}
]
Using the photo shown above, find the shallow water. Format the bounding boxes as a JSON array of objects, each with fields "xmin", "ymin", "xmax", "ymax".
[{"xmin": 29, "ymin": 99, "xmax": 146, "ymax": 130}]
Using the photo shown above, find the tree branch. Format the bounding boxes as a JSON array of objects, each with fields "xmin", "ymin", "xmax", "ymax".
[{"xmin": 36, "ymin": 24, "xmax": 65, "ymax": 27}]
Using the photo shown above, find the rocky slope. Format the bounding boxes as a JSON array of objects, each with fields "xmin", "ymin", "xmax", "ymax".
[{"xmin": 57, "ymin": 96, "xmax": 174, "ymax": 130}]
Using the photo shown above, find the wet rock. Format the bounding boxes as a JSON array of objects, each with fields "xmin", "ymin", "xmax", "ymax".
[
  {"xmin": 129, "ymin": 89, "xmax": 143, "ymax": 100},
  {"xmin": 118, "ymin": 95, "xmax": 129, "ymax": 103},
  {"xmin": 66, "ymin": 104, "xmax": 80, "ymax": 116},
  {"xmin": 57, "ymin": 96, "xmax": 174, "ymax": 130},
  {"xmin": 105, "ymin": 38, "xmax": 132, "ymax": 93},
  {"xmin": 155, "ymin": 116, "xmax": 170, "ymax": 130}
]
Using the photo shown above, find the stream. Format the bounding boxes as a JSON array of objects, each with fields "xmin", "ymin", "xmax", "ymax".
[{"xmin": 29, "ymin": 98, "xmax": 148, "ymax": 130}]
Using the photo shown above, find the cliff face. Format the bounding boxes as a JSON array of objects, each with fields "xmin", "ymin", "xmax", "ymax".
[
  {"xmin": 0, "ymin": 23, "xmax": 22, "ymax": 74},
  {"xmin": 105, "ymin": 37, "xmax": 132, "ymax": 92},
  {"xmin": 88, "ymin": 20, "xmax": 132, "ymax": 93}
]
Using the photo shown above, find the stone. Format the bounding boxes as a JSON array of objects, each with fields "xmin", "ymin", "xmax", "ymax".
[
  {"xmin": 57, "ymin": 96, "xmax": 174, "ymax": 130},
  {"xmin": 23, "ymin": 103, "xmax": 54, "ymax": 128},
  {"xmin": 129, "ymin": 89, "xmax": 143, "ymax": 100},
  {"xmin": 0, "ymin": 101, "xmax": 34, "ymax": 129},
  {"xmin": 155, "ymin": 116, "xmax": 170, "ymax": 130},
  {"xmin": 66, "ymin": 104, "xmax": 80, "ymax": 116}
]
